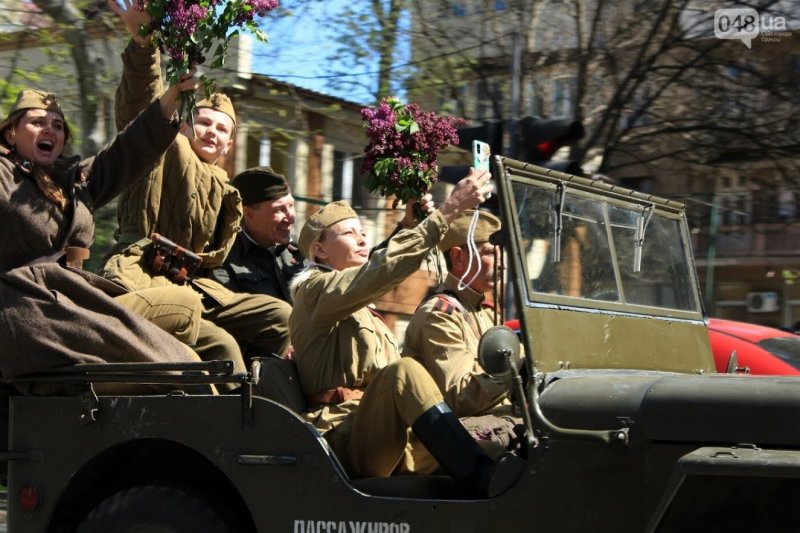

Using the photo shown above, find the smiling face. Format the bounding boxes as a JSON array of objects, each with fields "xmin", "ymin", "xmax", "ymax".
[
  {"xmin": 311, "ymin": 218, "xmax": 369, "ymax": 270},
  {"xmin": 3, "ymin": 109, "xmax": 66, "ymax": 166},
  {"xmin": 181, "ymin": 107, "xmax": 235, "ymax": 164},
  {"xmin": 243, "ymin": 193, "xmax": 296, "ymax": 248}
]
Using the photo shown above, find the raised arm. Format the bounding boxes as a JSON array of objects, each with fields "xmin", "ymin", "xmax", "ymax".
[
  {"xmin": 84, "ymin": 71, "xmax": 199, "ymax": 208},
  {"xmin": 109, "ymin": 0, "xmax": 163, "ymax": 130}
]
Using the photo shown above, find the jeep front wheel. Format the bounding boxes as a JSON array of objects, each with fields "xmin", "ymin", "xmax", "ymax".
[{"xmin": 77, "ymin": 484, "xmax": 234, "ymax": 533}]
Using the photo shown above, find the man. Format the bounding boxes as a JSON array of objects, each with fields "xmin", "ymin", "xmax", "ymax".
[
  {"xmin": 404, "ymin": 210, "xmax": 520, "ymax": 454},
  {"xmin": 209, "ymin": 167, "xmax": 305, "ymax": 303},
  {"xmin": 289, "ymin": 170, "xmax": 522, "ymax": 497},
  {"xmin": 101, "ymin": 2, "xmax": 292, "ymax": 376}
]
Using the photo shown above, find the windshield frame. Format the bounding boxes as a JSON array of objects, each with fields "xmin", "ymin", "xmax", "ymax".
[
  {"xmin": 500, "ymin": 160, "xmax": 705, "ymax": 322},
  {"xmin": 496, "ymin": 157, "xmax": 715, "ymax": 374}
]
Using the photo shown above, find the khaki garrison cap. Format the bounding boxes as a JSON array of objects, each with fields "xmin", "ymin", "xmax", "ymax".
[
  {"xmin": 438, "ymin": 209, "xmax": 502, "ymax": 252},
  {"xmin": 196, "ymin": 93, "xmax": 236, "ymax": 125},
  {"xmin": 8, "ymin": 89, "xmax": 64, "ymax": 118},
  {"xmin": 232, "ymin": 167, "xmax": 290, "ymax": 205},
  {"xmin": 298, "ymin": 200, "xmax": 359, "ymax": 260}
]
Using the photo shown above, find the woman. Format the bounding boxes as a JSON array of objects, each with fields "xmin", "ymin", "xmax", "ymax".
[
  {"xmin": 290, "ymin": 170, "xmax": 522, "ymax": 498},
  {"xmin": 100, "ymin": 0, "xmax": 292, "ymax": 375},
  {"xmin": 0, "ymin": 77, "xmax": 206, "ymax": 394}
]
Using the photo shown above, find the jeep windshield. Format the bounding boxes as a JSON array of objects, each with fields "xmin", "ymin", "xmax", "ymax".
[{"xmin": 496, "ymin": 159, "xmax": 714, "ymax": 373}]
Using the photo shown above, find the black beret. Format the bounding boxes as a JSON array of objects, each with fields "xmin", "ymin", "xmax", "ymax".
[{"xmin": 232, "ymin": 166, "xmax": 290, "ymax": 205}]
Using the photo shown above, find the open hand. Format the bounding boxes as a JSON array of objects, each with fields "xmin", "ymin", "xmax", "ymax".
[{"xmin": 108, "ymin": 0, "xmax": 152, "ymax": 46}]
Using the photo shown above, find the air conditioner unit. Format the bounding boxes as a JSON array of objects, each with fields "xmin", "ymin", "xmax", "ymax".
[{"xmin": 746, "ymin": 291, "xmax": 779, "ymax": 313}]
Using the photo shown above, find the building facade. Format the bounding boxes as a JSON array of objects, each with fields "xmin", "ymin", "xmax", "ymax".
[{"xmin": 408, "ymin": 0, "xmax": 800, "ymax": 328}]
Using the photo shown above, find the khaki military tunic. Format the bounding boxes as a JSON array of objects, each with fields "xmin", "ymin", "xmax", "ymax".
[
  {"xmin": 0, "ymin": 100, "xmax": 202, "ymax": 394},
  {"xmin": 404, "ymin": 274, "xmax": 520, "ymax": 453},
  {"xmin": 100, "ymin": 40, "xmax": 290, "ymax": 366},
  {"xmin": 290, "ymin": 211, "xmax": 450, "ymax": 477},
  {"xmin": 404, "ymin": 274, "xmax": 507, "ymax": 414}
]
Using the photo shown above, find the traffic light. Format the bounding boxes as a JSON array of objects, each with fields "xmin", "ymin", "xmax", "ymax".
[
  {"xmin": 517, "ymin": 117, "xmax": 585, "ymax": 175},
  {"xmin": 440, "ymin": 117, "xmax": 585, "ymax": 183}
]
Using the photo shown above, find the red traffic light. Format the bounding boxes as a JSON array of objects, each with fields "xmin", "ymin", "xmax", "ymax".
[{"xmin": 519, "ymin": 117, "xmax": 584, "ymax": 161}]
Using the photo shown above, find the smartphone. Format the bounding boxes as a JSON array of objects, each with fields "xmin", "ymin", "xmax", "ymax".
[{"xmin": 473, "ymin": 140, "xmax": 493, "ymax": 198}]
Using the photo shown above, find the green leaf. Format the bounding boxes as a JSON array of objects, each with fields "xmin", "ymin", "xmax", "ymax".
[{"xmin": 252, "ymin": 28, "xmax": 269, "ymax": 43}]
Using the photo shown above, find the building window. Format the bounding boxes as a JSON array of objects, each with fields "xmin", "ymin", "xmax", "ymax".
[
  {"xmin": 716, "ymin": 175, "xmax": 751, "ymax": 226},
  {"xmin": 333, "ymin": 150, "xmax": 355, "ymax": 202},
  {"xmin": 269, "ymin": 132, "xmax": 291, "ymax": 188},
  {"xmin": 524, "ymin": 79, "xmax": 543, "ymax": 117},
  {"xmin": 259, "ymin": 135, "xmax": 271, "ymax": 167},
  {"xmin": 551, "ymin": 77, "xmax": 576, "ymax": 118}
]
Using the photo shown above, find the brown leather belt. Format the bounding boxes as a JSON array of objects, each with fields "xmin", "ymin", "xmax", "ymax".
[
  {"xmin": 308, "ymin": 386, "xmax": 365, "ymax": 406},
  {"xmin": 0, "ymin": 246, "xmax": 90, "ymax": 271}
]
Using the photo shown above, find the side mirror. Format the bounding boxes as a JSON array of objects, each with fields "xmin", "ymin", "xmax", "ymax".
[{"xmin": 478, "ymin": 325, "xmax": 522, "ymax": 377}]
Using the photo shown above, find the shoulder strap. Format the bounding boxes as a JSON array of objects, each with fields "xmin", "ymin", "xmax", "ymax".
[{"xmin": 428, "ymin": 291, "xmax": 482, "ymax": 340}]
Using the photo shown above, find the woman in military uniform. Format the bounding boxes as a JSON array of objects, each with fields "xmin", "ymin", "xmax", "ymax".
[
  {"xmin": 101, "ymin": 0, "xmax": 292, "ymax": 376},
  {"xmin": 290, "ymin": 170, "xmax": 522, "ymax": 497},
  {"xmin": 0, "ymin": 76, "xmax": 205, "ymax": 393}
]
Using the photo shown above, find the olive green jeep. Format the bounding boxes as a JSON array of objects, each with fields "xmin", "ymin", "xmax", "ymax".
[{"xmin": 2, "ymin": 157, "xmax": 800, "ymax": 532}]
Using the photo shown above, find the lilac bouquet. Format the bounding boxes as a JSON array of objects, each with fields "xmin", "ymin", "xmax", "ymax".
[
  {"xmin": 136, "ymin": 0, "xmax": 278, "ymax": 120},
  {"xmin": 360, "ymin": 97, "xmax": 463, "ymax": 209}
]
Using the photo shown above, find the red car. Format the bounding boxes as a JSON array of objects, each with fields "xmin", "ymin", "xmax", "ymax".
[{"xmin": 708, "ymin": 318, "xmax": 800, "ymax": 375}]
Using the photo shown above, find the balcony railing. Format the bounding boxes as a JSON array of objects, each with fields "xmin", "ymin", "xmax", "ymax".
[{"xmin": 688, "ymin": 190, "xmax": 800, "ymax": 259}]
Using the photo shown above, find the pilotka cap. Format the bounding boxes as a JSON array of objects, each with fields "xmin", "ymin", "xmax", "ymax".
[
  {"xmin": 298, "ymin": 200, "xmax": 359, "ymax": 260},
  {"xmin": 8, "ymin": 89, "xmax": 65, "ymax": 119},
  {"xmin": 438, "ymin": 209, "xmax": 502, "ymax": 252},
  {"xmin": 196, "ymin": 93, "xmax": 236, "ymax": 125},
  {"xmin": 232, "ymin": 167, "xmax": 290, "ymax": 205}
]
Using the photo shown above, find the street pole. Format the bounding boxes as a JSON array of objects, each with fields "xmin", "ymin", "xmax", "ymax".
[
  {"xmin": 508, "ymin": 31, "xmax": 521, "ymax": 159},
  {"xmin": 704, "ymin": 199, "xmax": 718, "ymax": 316}
]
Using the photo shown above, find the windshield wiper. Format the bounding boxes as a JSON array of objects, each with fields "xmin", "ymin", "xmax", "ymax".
[
  {"xmin": 552, "ymin": 183, "xmax": 567, "ymax": 263},
  {"xmin": 633, "ymin": 203, "xmax": 654, "ymax": 273}
]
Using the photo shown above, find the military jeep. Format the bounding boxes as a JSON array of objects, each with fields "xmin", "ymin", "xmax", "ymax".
[{"xmin": 3, "ymin": 156, "xmax": 800, "ymax": 532}]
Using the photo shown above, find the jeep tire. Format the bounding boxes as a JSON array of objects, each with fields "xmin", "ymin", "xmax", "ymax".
[{"xmin": 77, "ymin": 484, "xmax": 233, "ymax": 533}]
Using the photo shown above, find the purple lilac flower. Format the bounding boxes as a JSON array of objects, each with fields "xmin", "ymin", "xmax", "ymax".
[
  {"xmin": 235, "ymin": 0, "xmax": 279, "ymax": 24},
  {"xmin": 166, "ymin": 1, "xmax": 206, "ymax": 35},
  {"xmin": 361, "ymin": 97, "xmax": 463, "ymax": 204}
]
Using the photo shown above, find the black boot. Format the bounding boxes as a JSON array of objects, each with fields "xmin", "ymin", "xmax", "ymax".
[{"xmin": 411, "ymin": 403, "xmax": 523, "ymax": 497}]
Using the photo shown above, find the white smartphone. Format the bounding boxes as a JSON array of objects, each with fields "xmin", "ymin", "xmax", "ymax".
[{"xmin": 473, "ymin": 140, "xmax": 492, "ymax": 198}]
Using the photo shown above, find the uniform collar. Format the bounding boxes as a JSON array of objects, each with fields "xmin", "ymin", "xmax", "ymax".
[
  {"xmin": 241, "ymin": 228, "xmax": 282, "ymax": 256},
  {"xmin": 309, "ymin": 261, "xmax": 335, "ymax": 272},
  {"xmin": 444, "ymin": 273, "xmax": 485, "ymax": 310}
]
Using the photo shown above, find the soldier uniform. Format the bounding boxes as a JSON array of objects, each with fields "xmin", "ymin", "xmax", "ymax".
[
  {"xmin": 290, "ymin": 201, "xmax": 448, "ymax": 475},
  {"xmin": 0, "ymin": 89, "xmax": 203, "ymax": 394},
  {"xmin": 209, "ymin": 167, "xmax": 305, "ymax": 303},
  {"xmin": 100, "ymin": 41, "xmax": 291, "ymax": 373},
  {"xmin": 404, "ymin": 210, "xmax": 521, "ymax": 455},
  {"xmin": 290, "ymin": 201, "xmax": 522, "ymax": 495}
]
